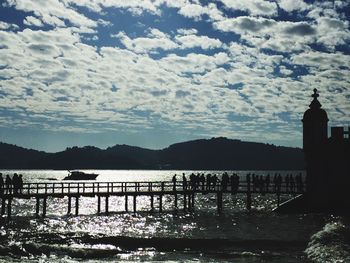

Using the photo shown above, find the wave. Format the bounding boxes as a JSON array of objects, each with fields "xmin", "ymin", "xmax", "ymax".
[
  {"xmin": 305, "ymin": 219, "xmax": 350, "ymax": 262},
  {"xmin": 82, "ymin": 235, "xmax": 308, "ymax": 251},
  {"xmin": 0, "ymin": 235, "xmax": 307, "ymax": 260},
  {"xmin": 0, "ymin": 242, "xmax": 119, "ymax": 259}
]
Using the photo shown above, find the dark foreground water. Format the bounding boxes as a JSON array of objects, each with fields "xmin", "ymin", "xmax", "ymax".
[{"xmin": 0, "ymin": 170, "xmax": 349, "ymax": 262}]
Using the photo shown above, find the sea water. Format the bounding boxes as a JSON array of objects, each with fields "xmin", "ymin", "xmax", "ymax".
[{"xmin": 0, "ymin": 170, "xmax": 349, "ymax": 262}]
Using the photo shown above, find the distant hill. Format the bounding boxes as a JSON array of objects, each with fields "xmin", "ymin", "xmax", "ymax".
[
  {"xmin": 0, "ymin": 142, "xmax": 49, "ymax": 168},
  {"xmin": 161, "ymin": 137, "xmax": 304, "ymax": 170},
  {"xmin": 0, "ymin": 138, "xmax": 305, "ymax": 170}
]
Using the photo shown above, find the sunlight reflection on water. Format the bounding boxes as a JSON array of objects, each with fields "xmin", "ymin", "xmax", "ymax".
[{"xmin": 0, "ymin": 169, "xmax": 318, "ymax": 263}]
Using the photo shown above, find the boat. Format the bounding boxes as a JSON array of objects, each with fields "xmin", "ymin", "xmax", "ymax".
[{"xmin": 63, "ymin": 171, "xmax": 99, "ymax": 180}]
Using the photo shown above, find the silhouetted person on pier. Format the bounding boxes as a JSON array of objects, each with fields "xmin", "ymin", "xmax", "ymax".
[
  {"xmin": 230, "ymin": 173, "xmax": 239, "ymax": 194},
  {"xmin": 259, "ymin": 175, "xmax": 265, "ymax": 194},
  {"xmin": 289, "ymin": 174, "xmax": 295, "ymax": 194},
  {"xmin": 5, "ymin": 174, "xmax": 12, "ymax": 194},
  {"xmin": 18, "ymin": 174, "xmax": 23, "ymax": 193},
  {"xmin": 285, "ymin": 174, "xmax": 290, "ymax": 193},
  {"xmin": 206, "ymin": 174, "xmax": 211, "ymax": 190},
  {"xmin": 182, "ymin": 173, "xmax": 187, "ymax": 190},
  {"xmin": 189, "ymin": 173, "xmax": 195, "ymax": 189},
  {"xmin": 221, "ymin": 172, "xmax": 229, "ymax": 191},
  {"xmin": 274, "ymin": 174, "xmax": 282, "ymax": 193},
  {"xmin": 252, "ymin": 174, "xmax": 257, "ymax": 192},
  {"xmin": 212, "ymin": 175, "xmax": 218, "ymax": 190},
  {"xmin": 230, "ymin": 174, "xmax": 235, "ymax": 194},
  {"xmin": 246, "ymin": 173, "xmax": 251, "ymax": 193},
  {"xmin": 235, "ymin": 174, "xmax": 240, "ymax": 192},
  {"xmin": 200, "ymin": 174, "xmax": 205, "ymax": 191},
  {"xmin": 172, "ymin": 174, "xmax": 177, "ymax": 191},
  {"xmin": 296, "ymin": 173, "xmax": 303, "ymax": 192},
  {"xmin": 13, "ymin": 173, "xmax": 19, "ymax": 194},
  {"xmin": 278, "ymin": 174, "xmax": 282, "ymax": 193},
  {"xmin": 0, "ymin": 173, "xmax": 3, "ymax": 195},
  {"xmin": 273, "ymin": 173, "xmax": 277, "ymax": 192},
  {"xmin": 265, "ymin": 174, "xmax": 270, "ymax": 193}
]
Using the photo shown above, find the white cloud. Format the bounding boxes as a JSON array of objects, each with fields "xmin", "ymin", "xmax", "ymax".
[
  {"xmin": 98, "ymin": 0, "xmax": 161, "ymax": 16},
  {"xmin": 159, "ymin": 52, "xmax": 230, "ymax": 75},
  {"xmin": 114, "ymin": 31, "xmax": 178, "ymax": 54},
  {"xmin": 214, "ymin": 16, "xmax": 317, "ymax": 38},
  {"xmin": 178, "ymin": 3, "xmax": 206, "ymax": 20},
  {"xmin": 177, "ymin": 2, "xmax": 224, "ymax": 21},
  {"xmin": 221, "ymin": 0, "xmax": 278, "ymax": 17},
  {"xmin": 62, "ymin": 0, "xmax": 102, "ymax": 12},
  {"xmin": 97, "ymin": 18, "xmax": 113, "ymax": 27},
  {"xmin": 3, "ymin": 24, "xmax": 346, "ymax": 140},
  {"xmin": 177, "ymin": 28, "xmax": 198, "ymax": 35},
  {"xmin": 214, "ymin": 15, "xmax": 350, "ymax": 52},
  {"xmin": 0, "ymin": 21, "xmax": 19, "ymax": 30},
  {"xmin": 0, "ymin": 26, "xmax": 237, "ymax": 137},
  {"xmin": 175, "ymin": 34, "xmax": 222, "ymax": 49},
  {"xmin": 278, "ymin": 0, "xmax": 310, "ymax": 13},
  {"xmin": 6, "ymin": 0, "xmax": 97, "ymax": 28},
  {"xmin": 279, "ymin": 65, "xmax": 293, "ymax": 76},
  {"xmin": 290, "ymin": 50, "xmax": 350, "ymax": 70},
  {"xmin": 113, "ymin": 28, "xmax": 223, "ymax": 53},
  {"xmin": 24, "ymin": 16, "xmax": 44, "ymax": 27},
  {"xmin": 315, "ymin": 17, "xmax": 350, "ymax": 49}
]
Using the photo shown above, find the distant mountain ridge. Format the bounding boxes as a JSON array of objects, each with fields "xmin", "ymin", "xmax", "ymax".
[{"xmin": 0, "ymin": 137, "xmax": 305, "ymax": 170}]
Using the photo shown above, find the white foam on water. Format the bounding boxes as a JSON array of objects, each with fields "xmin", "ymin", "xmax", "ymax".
[{"xmin": 305, "ymin": 219, "xmax": 350, "ymax": 263}]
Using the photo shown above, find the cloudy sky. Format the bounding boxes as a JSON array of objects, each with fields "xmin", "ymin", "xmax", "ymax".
[{"xmin": 0, "ymin": 0, "xmax": 349, "ymax": 152}]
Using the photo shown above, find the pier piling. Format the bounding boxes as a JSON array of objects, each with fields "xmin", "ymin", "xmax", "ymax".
[
  {"xmin": 68, "ymin": 196, "xmax": 72, "ymax": 215},
  {"xmin": 188, "ymin": 193, "xmax": 192, "ymax": 211},
  {"xmin": 75, "ymin": 197, "xmax": 79, "ymax": 216},
  {"xmin": 150, "ymin": 195, "xmax": 154, "ymax": 211},
  {"xmin": 246, "ymin": 175, "xmax": 252, "ymax": 210},
  {"xmin": 7, "ymin": 198, "xmax": 12, "ymax": 218},
  {"xmin": 97, "ymin": 196, "xmax": 101, "ymax": 215},
  {"xmin": 133, "ymin": 195, "xmax": 136, "ymax": 213},
  {"xmin": 35, "ymin": 197, "xmax": 40, "ymax": 217},
  {"xmin": 191, "ymin": 193, "xmax": 195, "ymax": 211},
  {"xmin": 183, "ymin": 194, "xmax": 187, "ymax": 211},
  {"xmin": 246, "ymin": 190, "xmax": 252, "ymax": 210},
  {"xmin": 217, "ymin": 192, "xmax": 223, "ymax": 213},
  {"xmin": 2, "ymin": 198, "xmax": 6, "ymax": 215},
  {"xmin": 105, "ymin": 196, "xmax": 109, "ymax": 214},
  {"xmin": 125, "ymin": 195, "xmax": 128, "ymax": 212},
  {"xmin": 43, "ymin": 197, "xmax": 47, "ymax": 217},
  {"xmin": 174, "ymin": 194, "xmax": 178, "ymax": 209},
  {"xmin": 159, "ymin": 195, "xmax": 163, "ymax": 212}
]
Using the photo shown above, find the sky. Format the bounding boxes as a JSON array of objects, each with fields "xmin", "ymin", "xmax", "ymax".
[{"xmin": 0, "ymin": 0, "xmax": 349, "ymax": 152}]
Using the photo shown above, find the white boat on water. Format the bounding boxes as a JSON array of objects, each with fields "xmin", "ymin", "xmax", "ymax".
[{"xmin": 63, "ymin": 171, "xmax": 99, "ymax": 180}]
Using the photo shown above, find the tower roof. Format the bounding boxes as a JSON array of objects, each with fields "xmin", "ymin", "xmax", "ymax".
[{"xmin": 303, "ymin": 89, "xmax": 328, "ymax": 122}]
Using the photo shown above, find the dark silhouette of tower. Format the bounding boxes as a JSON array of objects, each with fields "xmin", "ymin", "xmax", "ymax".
[
  {"xmin": 302, "ymin": 89, "xmax": 329, "ymax": 200},
  {"xmin": 276, "ymin": 88, "xmax": 350, "ymax": 213},
  {"xmin": 302, "ymin": 88, "xmax": 328, "ymax": 152}
]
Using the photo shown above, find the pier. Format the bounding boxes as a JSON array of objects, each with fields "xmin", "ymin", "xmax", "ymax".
[{"xmin": 0, "ymin": 177, "xmax": 304, "ymax": 218}]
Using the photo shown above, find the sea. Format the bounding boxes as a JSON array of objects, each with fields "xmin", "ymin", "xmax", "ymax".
[{"xmin": 0, "ymin": 170, "xmax": 349, "ymax": 263}]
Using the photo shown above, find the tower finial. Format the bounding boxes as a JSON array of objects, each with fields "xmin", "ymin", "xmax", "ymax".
[
  {"xmin": 309, "ymin": 88, "xmax": 321, "ymax": 109},
  {"xmin": 312, "ymin": 88, "xmax": 319, "ymax": 99}
]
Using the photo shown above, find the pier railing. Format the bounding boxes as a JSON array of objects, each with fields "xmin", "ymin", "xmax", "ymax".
[
  {"xmin": 0, "ymin": 180, "xmax": 305, "ymax": 218},
  {"xmin": 1, "ymin": 180, "xmax": 303, "ymax": 197}
]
